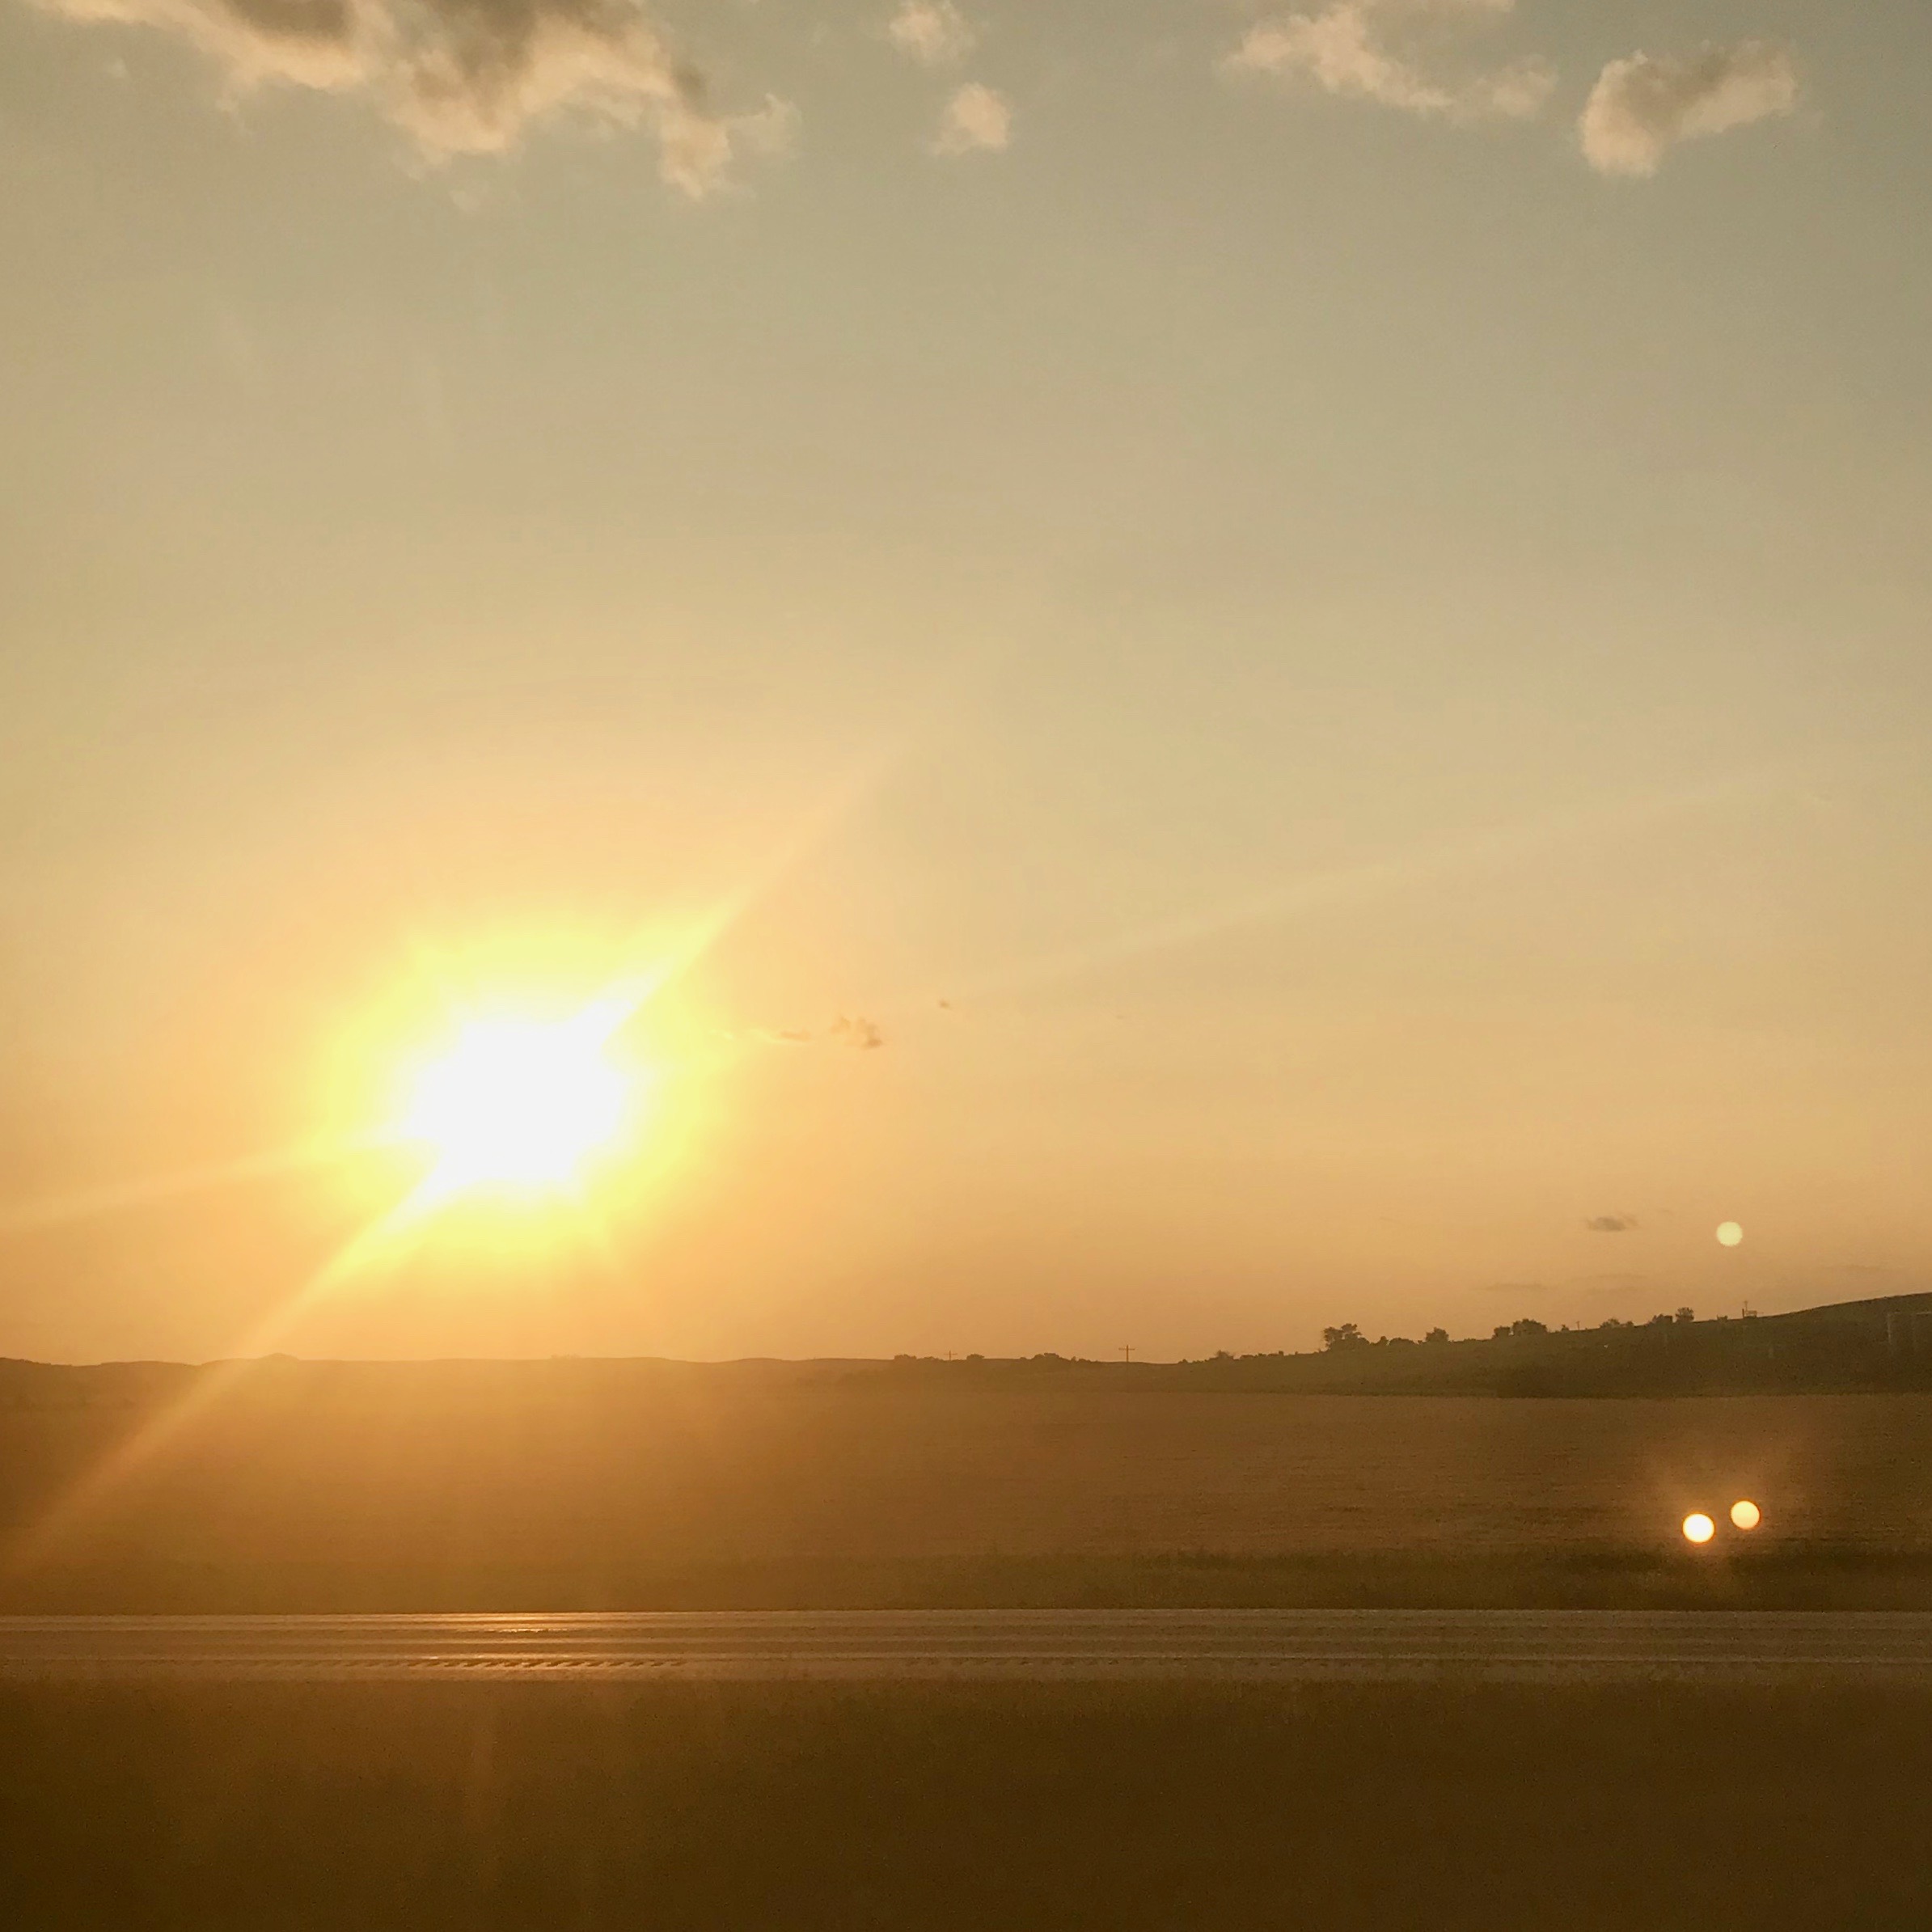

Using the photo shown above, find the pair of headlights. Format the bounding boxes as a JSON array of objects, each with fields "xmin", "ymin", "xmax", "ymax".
[{"xmin": 1682, "ymin": 1500, "xmax": 1761, "ymax": 1542}]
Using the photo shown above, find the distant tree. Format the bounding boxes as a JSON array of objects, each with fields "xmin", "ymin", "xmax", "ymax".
[
  {"xmin": 1507, "ymin": 1317, "xmax": 1549, "ymax": 1338},
  {"xmin": 1598, "ymin": 1317, "xmax": 1630, "ymax": 1331},
  {"xmin": 1424, "ymin": 1326, "xmax": 1449, "ymax": 1344},
  {"xmin": 1674, "ymin": 1307, "xmax": 1696, "ymax": 1325},
  {"xmin": 1493, "ymin": 1325, "xmax": 1511, "ymax": 1341},
  {"xmin": 1321, "ymin": 1323, "xmax": 1367, "ymax": 1351},
  {"xmin": 1647, "ymin": 1313, "xmax": 1674, "ymax": 1327}
]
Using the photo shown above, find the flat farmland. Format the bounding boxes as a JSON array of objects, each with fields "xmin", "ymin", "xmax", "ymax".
[{"xmin": 4, "ymin": 1368, "xmax": 1932, "ymax": 1609}]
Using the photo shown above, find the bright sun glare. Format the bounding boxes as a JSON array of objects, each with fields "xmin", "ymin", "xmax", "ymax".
[{"xmin": 400, "ymin": 1011, "xmax": 636, "ymax": 1195}]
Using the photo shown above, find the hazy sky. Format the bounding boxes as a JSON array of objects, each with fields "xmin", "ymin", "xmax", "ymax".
[{"xmin": 2, "ymin": 0, "xmax": 1930, "ymax": 1363}]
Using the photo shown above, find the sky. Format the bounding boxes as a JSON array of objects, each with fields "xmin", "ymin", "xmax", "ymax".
[{"xmin": 2, "ymin": 0, "xmax": 1930, "ymax": 1363}]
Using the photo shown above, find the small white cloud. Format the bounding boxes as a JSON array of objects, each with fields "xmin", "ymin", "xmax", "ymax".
[
  {"xmin": 933, "ymin": 80, "xmax": 1010, "ymax": 154},
  {"xmin": 718, "ymin": 92, "xmax": 801, "ymax": 167},
  {"xmin": 1231, "ymin": 7, "xmax": 1450, "ymax": 116},
  {"xmin": 1464, "ymin": 54, "xmax": 1557, "ymax": 121},
  {"xmin": 31, "ymin": 0, "xmax": 794, "ymax": 196},
  {"xmin": 1580, "ymin": 42, "xmax": 1799, "ymax": 177},
  {"xmin": 1225, "ymin": 0, "xmax": 1553, "ymax": 125},
  {"xmin": 887, "ymin": 0, "xmax": 974, "ymax": 67}
]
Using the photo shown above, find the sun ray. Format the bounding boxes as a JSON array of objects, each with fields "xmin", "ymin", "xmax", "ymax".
[
  {"xmin": 1, "ymin": 740, "xmax": 938, "ymax": 1577},
  {"xmin": 0, "ymin": 1131, "xmax": 398, "ymax": 1239},
  {"xmin": 939, "ymin": 767, "xmax": 1782, "ymax": 1008},
  {"xmin": 0, "ymin": 1159, "xmax": 466, "ymax": 1577},
  {"xmin": 1, "ymin": 978, "xmax": 663, "ymax": 1574}
]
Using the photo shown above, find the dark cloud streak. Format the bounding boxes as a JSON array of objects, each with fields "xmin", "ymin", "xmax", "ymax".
[{"xmin": 33, "ymin": 0, "xmax": 796, "ymax": 190}]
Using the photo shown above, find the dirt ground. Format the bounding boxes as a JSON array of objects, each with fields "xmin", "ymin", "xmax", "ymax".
[{"xmin": 4, "ymin": 1678, "xmax": 1929, "ymax": 1930}]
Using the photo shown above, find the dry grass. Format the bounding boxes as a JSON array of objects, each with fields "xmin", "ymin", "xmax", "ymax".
[{"xmin": 7, "ymin": 1370, "xmax": 1932, "ymax": 1605}]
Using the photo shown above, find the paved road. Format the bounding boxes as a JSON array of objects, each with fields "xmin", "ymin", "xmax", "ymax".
[{"xmin": 6, "ymin": 1610, "xmax": 1932, "ymax": 1682}]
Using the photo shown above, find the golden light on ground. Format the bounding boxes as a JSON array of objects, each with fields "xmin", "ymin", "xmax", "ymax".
[
  {"xmin": 399, "ymin": 1004, "xmax": 644, "ymax": 1200},
  {"xmin": 0, "ymin": 974, "xmax": 674, "ymax": 1574},
  {"xmin": 1681, "ymin": 1511, "xmax": 1715, "ymax": 1545},
  {"xmin": 1731, "ymin": 1499, "xmax": 1761, "ymax": 1531},
  {"xmin": 1716, "ymin": 1221, "xmax": 1744, "ymax": 1247}
]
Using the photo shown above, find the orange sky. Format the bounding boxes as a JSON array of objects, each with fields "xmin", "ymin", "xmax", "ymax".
[{"xmin": 2, "ymin": 0, "xmax": 1930, "ymax": 1359}]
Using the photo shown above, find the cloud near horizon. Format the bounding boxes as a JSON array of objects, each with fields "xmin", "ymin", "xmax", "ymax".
[
  {"xmin": 1584, "ymin": 1214, "xmax": 1637, "ymax": 1233},
  {"xmin": 932, "ymin": 79, "xmax": 1010, "ymax": 154},
  {"xmin": 32, "ymin": 0, "xmax": 797, "ymax": 192},
  {"xmin": 1225, "ymin": 0, "xmax": 1555, "ymax": 125},
  {"xmin": 753, "ymin": 1014, "xmax": 887, "ymax": 1051},
  {"xmin": 1579, "ymin": 41, "xmax": 1798, "ymax": 177}
]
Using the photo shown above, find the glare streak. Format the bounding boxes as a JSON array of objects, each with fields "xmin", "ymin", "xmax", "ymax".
[
  {"xmin": 945, "ymin": 769, "xmax": 1781, "ymax": 1006},
  {"xmin": 0, "ymin": 1133, "xmax": 396, "ymax": 1238}
]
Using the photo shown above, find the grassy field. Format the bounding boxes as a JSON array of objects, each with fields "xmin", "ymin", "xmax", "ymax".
[
  {"xmin": 5, "ymin": 1363, "xmax": 1932, "ymax": 1609},
  {"xmin": 6, "ymin": 1372, "xmax": 1926, "ymax": 1925},
  {"xmin": 3, "ymin": 1679, "xmax": 1929, "ymax": 1930}
]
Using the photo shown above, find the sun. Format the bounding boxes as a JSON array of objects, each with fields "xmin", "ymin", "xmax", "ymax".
[{"xmin": 399, "ymin": 1008, "xmax": 640, "ymax": 1197}]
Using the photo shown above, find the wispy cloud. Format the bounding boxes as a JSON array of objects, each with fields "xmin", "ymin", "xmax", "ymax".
[
  {"xmin": 932, "ymin": 79, "xmax": 1010, "ymax": 154},
  {"xmin": 746, "ymin": 1014, "xmax": 887, "ymax": 1051},
  {"xmin": 1225, "ymin": 0, "xmax": 1554, "ymax": 125},
  {"xmin": 952, "ymin": 769, "xmax": 1779, "ymax": 1007},
  {"xmin": 31, "ymin": 0, "xmax": 796, "ymax": 192},
  {"xmin": 1580, "ymin": 42, "xmax": 1798, "ymax": 177},
  {"xmin": 887, "ymin": 0, "xmax": 974, "ymax": 68},
  {"xmin": 1584, "ymin": 1214, "xmax": 1638, "ymax": 1234}
]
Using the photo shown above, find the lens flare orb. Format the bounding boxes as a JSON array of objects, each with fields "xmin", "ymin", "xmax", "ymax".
[
  {"xmin": 1716, "ymin": 1221, "xmax": 1744, "ymax": 1247},
  {"xmin": 1730, "ymin": 1499, "xmax": 1761, "ymax": 1531}
]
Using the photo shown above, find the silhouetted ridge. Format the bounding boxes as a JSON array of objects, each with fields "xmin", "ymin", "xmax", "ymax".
[{"xmin": 2, "ymin": 1291, "xmax": 1931, "ymax": 1400}]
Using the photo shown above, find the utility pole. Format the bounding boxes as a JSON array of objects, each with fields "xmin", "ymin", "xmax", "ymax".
[{"xmin": 1120, "ymin": 1344, "xmax": 1132, "ymax": 1365}]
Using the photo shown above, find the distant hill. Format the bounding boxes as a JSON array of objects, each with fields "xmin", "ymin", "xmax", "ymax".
[
  {"xmin": 0, "ymin": 1353, "xmax": 871, "ymax": 1409},
  {"xmin": 866, "ymin": 1292, "xmax": 1932, "ymax": 1397},
  {"xmin": 2, "ymin": 1292, "xmax": 1932, "ymax": 1405}
]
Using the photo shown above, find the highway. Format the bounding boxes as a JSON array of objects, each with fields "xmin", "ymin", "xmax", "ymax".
[{"xmin": 5, "ymin": 1609, "xmax": 1932, "ymax": 1681}]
